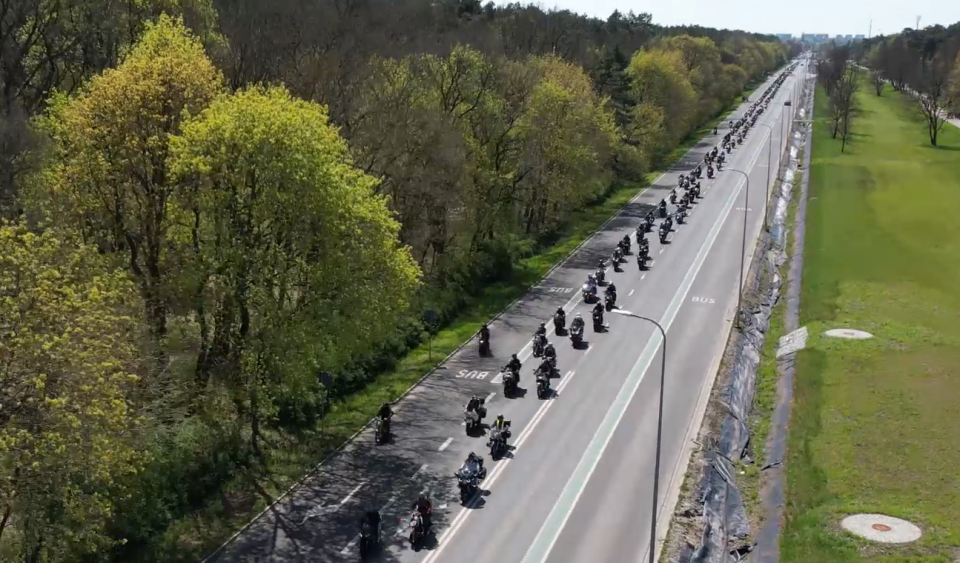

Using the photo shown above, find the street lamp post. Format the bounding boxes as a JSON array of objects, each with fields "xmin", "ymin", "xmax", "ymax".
[
  {"xmin": 753, "ymin": 122, "xmax": 775, "ymax": 229},
  {"xmin": 609, "ymin": 309, "xmax": 667, "ymax": 563},
  {"xmin": 727, "ymin": 168, "xmax": 750, "ymax": 328}
]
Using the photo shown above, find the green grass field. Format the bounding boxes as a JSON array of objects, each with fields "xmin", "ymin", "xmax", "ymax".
[{"xmin": 781, "ymin": 84, "xmax": 960, "ymax": 563}]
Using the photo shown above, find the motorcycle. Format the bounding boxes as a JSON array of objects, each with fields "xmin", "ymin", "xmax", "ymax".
[
  {"xmin": 621, "ymin": 236, "xmax": 631, "ymax": 253},
  {"xmin": 532, "ymin": 333, "xmax": 546, "ymax": 358},
  {"xmin": 658, "ymin": 201, "xmax": 667, "ymax": 218},
  {"xmin": 604, "ymin": 292, "xmax": 616, "ymax": 311},
  {"xmin": 669, "ymin": 191, "xmax": 677, "ymax": 204},
  {"xmin": 570, "ymin": 323, "xmax": 584, "ymax": 346},
  {"xmin": 375, "ymin": 416, "xmax": 390, "ymax": 445},
  {"xmin": 676, "ymin": 209, "xmax": 686, "ymax": 224},
  {"xmin": 613, "ymin": 247, "xmax": 623, "ymax": 264},
  {"xmin": 479, "ymin": 334, "xmax": 490, "ymax": 356},
  {"xmin": 359, "ymin": 511, "xmax": 381, "ymax": 559},
  {"xmin": 707, "ymin": 167, "xmax": 714, "ymax": 179},
  {"xmin": 637, "ymin": 251, "xmax": 648, "ymax": 270},
  {"xmin": 659, "ymin": 225, "xmax": 669, "ymax": 244},
  {"xmin": 553, "ymin": 311, "xmax": 566, "ymax": 333},
  {"xmin": 463, "ymin": 401, "xmax": 486, "ymax": 435},
  {"xmin": 644, "ymin": 214, "xmax": 655, "ymax": 232},
  {"xmin": 581, "ymin": 282, "xmax": 597, "ymax": 303},
  {"xmin": 536, "ymin": 373, "xmax": 551, "ymax": 399},
  {"xmin": 592, "ymin": 309, "xmax": 604, "ymax": 332},
  {"xmin": 502, "ymin": 367, "xmax": 519, "ymax": 396},
  {"xmin": 595, "ymin": 268, "xmax": 605, "ymax": 285},
  {"xmin": 456, "ymin": 466, "xmax": 483, "ymax": 503},
  {"xmin": 489, "ymin": 425, "xmax": 510, "ymax": 460},
  {"xmin": 408, "ymin": 511, "xmax": 427, "ymax": 547}
]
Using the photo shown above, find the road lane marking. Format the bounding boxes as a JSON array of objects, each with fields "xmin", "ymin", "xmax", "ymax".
[
  {"xmin": 341, "ymin": 482, "xmax": 365, "ymax": 507},
  {"xmin": 628, "ymin": 289, "xmax": 635, "ymax": 297},
  {"xmin": 641, "ymin": 273, "xmax": 646, "ymax": 280},
  {"xmin": 519, "ymin": 142, "xmax": 752, "ymax": 563},
  {"xmin": 438, "ymin": 438, "xmax": 453, "ymax": 452},
  {"xmin": 411, "ymin": 464, "xmax": 428, "ymax": 480},
  {"xmin": 485, "ymin": 392, "xmax": 496, "ymax": 403},
  {"xmin": 583, "ymin": 345, "xmax": 592, "ymax": 356},
  {"xmin": 422, "ymin": 371, "xmax": 578, "ymax": 563}
]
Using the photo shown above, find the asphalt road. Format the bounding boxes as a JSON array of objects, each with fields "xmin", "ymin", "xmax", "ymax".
[{"xmin": 205, "ymin": 62, "xmax": 804, "ymax": 563}]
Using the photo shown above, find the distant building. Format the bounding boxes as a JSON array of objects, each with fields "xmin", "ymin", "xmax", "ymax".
[{"xmin": 777, "ymin": 33, "xmax": 794, "ymax": 42}]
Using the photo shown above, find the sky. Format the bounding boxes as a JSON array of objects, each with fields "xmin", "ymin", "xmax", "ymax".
[{"xmin": 507, "ymin": 0, "xmax": 960, "ymax": 38}]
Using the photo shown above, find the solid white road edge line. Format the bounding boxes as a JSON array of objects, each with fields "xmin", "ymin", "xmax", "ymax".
[{"xmin": 518, "ymin": 131, "xmax": 762, "ymax": 563}]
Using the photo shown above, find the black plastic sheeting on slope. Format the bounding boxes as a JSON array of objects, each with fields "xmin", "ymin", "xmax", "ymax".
[{"xmin": 678, "ymin": 79, "xmax": 808, "ymax": 563}]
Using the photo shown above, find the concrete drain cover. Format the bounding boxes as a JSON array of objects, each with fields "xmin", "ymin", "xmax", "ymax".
[
  {"xmin": 840, "ymin": 514, "xmax": 921, "ymax": 543},
  {"xmin": 824, "ymin": 328, "xmax": 873, "ymax": 339}
]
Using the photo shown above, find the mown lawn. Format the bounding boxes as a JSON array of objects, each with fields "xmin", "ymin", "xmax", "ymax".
[{"xmin": 781, "ymin": 84, "xmax": 960, "ymax": 563}]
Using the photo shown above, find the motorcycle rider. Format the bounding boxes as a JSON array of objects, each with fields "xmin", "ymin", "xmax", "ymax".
[
  {"xmin": 412, "ymin": 494, "xmax": 433, "ymax": 531},
  {"xmin": 605, "ymin": 283, "xmax": 617, "ymax": 304},
  {"xmin": 544, "ymin": 341, "xmax": 556, "ymax": 363},
  {"xmin": 505, "ymin": 353, "xmax": 521, "ymax": 383},
  {"xmin": 570, "ymin": 313, "xmax": 585, "ymax": 333},
  {"xmin": 466, "ymin": 394, "xmax": 482, "ymax": 414},
  {"xmin": 536, "ymin": 322, "xmax": 547, "ymax": 337},
  {"xmin": 479, "ymin": 323, "xmax": 491, "ymax": 355},
  {"xmin": 554, "ymin": 307, "xmax": 566, "ymax": 327},
  {"xmin": 492, "ymin": 414, "xmax": 511, "ymax": 438},
  {"xmin": 592, "ymin": 301, "xmax": 605, "ymax": 326},
  {"xmin": 537, "ymin": 356, "xmax": 553, "ymax": 378}
]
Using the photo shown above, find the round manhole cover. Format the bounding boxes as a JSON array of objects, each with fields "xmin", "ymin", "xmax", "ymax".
[
  {"xmin": 824, "ymin": 328, "xmax": 874, "ymax": 340},
  {"xmin": 841, "ymin": 514, "xmax": 921, "ymax": 543}
]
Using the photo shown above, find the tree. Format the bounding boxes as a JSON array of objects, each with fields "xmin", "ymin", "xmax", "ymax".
[
  {"xmin": 168, "ymin": 85, "xmax": 422, "ymax": 449},
  {"xmin": 0, "ymin": 0, "xmax": 221, "ymax": 218},
  {"xmin": 915, "ymin": 49, "xmax": 954, "ymax": 146},
  {"xmin": 830, "ymin": 66, "xmax": 861, "ymax": 152},
  {"xmin": 627, "ymin": 48, "xmax": 697, "ymax": 152},
  {"xmin": 0, "ymin": 224, "xmax": 147, "ymax": 562},
  {"xmin": 31, "ymin": 15, "xmax": 223, "ymax": 353}
]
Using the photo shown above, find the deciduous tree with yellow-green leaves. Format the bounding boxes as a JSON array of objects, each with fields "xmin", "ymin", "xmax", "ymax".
[
  {"xmin": 168, "ymin": 85, "xmax": 422, "ymax": 450},
  {"xmin": 0, "ymin": 225, "xmax": 147, "ymax": 563},
  {"xmin": 32, "ymin": 14, "xmax": 224, "ymax": 350}
]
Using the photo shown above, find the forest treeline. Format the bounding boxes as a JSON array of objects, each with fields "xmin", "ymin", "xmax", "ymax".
[
  {"xmin": 845, "ymin": 22, "xmax": 960, "ymax": 145},
  {"xmin": 0, "ymin": 1, "xmax": 793, "ymax": 561}
]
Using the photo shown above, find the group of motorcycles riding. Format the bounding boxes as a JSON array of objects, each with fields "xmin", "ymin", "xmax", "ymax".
[{"xmin": 358, "ymin": 67, "xmax": 797, "ymax": 558}]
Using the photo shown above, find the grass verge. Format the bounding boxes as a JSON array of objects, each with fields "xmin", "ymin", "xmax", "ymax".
[
  {"xmin": 780, "ymin": 85, "xmax": 960, "ymax": 563},
  {"xmin": 169, "ymin": 85, "xmax": 764, "ymax": 561},
  {"xmin": 738, "ymin": 169, "xmax": 800, "ymax": 525}
]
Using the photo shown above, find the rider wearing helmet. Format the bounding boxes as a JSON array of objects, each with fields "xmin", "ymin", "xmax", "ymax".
[
  {"xmin": 493, "ymin": 414, "xmax": 511, "ymax": 438},
  {"xmin": 536, "ymin": 322, "xmax": 547, "ymax": 337},
  {"xmin": 506, "ymin": 353, "xmax": 521, "ymax": 374},
  {"xmin": 571, "ymin": 312, "xmax": 585, "ymax": 331},
  {"xmin": 605, "ymin": 283, "xmax": 617, "ymax": 302},
  {"xmin": 544, "ymin": 341, "xmax": 556, "ymax": 361}
]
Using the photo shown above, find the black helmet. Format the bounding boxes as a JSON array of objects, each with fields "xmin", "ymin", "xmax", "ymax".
[
  {"xmin": 539, "ymin": 322, "xmax": 546, "ymax": 329},
  {"xmin": 511, "ymin": 353, "xmax": 518, "ymax": 360}
]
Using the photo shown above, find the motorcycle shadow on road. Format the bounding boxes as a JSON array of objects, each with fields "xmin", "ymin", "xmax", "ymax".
[{"xmin": 504, "ymin": 386, "xmax": 528, "ymax": 399}]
